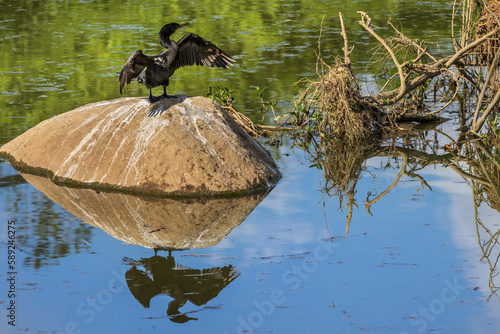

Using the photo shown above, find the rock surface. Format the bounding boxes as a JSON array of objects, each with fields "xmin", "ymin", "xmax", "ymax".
[{"xmin": 0, "ymin": 96, "xmax": 280, "ymax": 196}]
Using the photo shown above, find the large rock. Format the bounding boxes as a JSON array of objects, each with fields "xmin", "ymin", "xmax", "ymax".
[{"xmin": 0, "ymin": 96, "xmax": 280, "ymax": 196}]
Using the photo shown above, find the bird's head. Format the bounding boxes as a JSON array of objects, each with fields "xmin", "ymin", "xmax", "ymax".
[{"xmin": 159, "ymin": 23, "xmax": 189, "ymax": 47}]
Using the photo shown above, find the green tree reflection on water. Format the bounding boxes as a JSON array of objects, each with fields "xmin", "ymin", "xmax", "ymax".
[{"xmin": 4, "ymin": 183, "xmax": 93, "ymax": 269}]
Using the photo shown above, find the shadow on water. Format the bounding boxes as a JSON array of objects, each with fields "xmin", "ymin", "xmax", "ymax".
[
  {"xmin": 124, "ymin": 249, "xmax": 239, "ymax": 323},
  {"xmin": 293, "ymin": 123, "xmax": 500, "ymax": 302}
]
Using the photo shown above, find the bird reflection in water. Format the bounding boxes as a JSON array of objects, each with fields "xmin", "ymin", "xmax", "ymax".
[{"xmin": 124, "ymin": 250, "xmax": 239, "ymax": 323}]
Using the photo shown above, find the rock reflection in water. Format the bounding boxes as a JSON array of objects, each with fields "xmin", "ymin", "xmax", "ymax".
[
  {"xmin": 124, "ymin": 250, "xmax": 239, "ymax": 323},
  {"xmin": 14, "ymin": 172, "xmax": 252, "ymax": 323},
  {"xmin": 17, "ymin": 172, "xmax": 271, "ymax": 249}
]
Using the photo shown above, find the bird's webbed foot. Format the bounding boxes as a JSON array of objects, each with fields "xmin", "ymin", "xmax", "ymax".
[
  {"xmin": 148, "ymin": 87, "xmax": 177, "ymax": 103},
  {"xmin": 149, "ymin": 95, "xmax": 162, "ymax": 103}
]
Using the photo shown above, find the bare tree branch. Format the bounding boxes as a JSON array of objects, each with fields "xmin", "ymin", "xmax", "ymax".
[
  {"xmin": 358, "ymin": 11, "xmax": 407, "ymax": 101},
  {"xmin": 339, "ymin": 12, "xmax": 353, "ymax": 67}
]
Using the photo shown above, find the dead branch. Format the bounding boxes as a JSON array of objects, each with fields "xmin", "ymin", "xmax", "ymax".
[
  {"xmin": 472, "ymin": 46, "xmax": 500, "ymax": 132},
  {"xmin": 388, "ymin": 19, "xmax": 437, "ymax": 62},
  {"xmin": 388, "ymin": 33, "xmax": 495, "ymax": 103},
  {"xmin": 445, "ymin": 27, "xmax": 500, "ymax": 67},
  {"xmin": 358, "ymin": 10, "xmax": 499, "ymax": 110},
  {"xmin": 224, "ymin": 106, "xmax": 263, "ymax": 137},
  {"xmin": 339, "ymin": 12, "xmax": 353, "ymax": 67},
  {"xmin": 358, "ymin": 11, "xmax": 407, "ymax": 101}
]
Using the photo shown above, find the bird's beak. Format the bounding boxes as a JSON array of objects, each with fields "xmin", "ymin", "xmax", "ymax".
[{"xmin": 177, "ymin": 23, "xmax": 189, "ymax": 31}]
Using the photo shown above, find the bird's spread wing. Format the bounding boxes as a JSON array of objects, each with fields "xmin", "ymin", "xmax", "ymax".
[
  {"xmin": 119, "ymin": 50, "xmax": 153, "ymax": 94},
  {"xmin": 171, "ymin": 33, "xmax": 235, "ymax": 72}
]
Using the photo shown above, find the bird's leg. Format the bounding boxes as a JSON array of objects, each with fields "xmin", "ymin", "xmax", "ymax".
[
  {"xmin": 160, "ymin": 85, "xmax": 177, "ymax": 99},
  {"xmin": 149, "ymin": 88, "xmax": 161, "ymax": 103}
]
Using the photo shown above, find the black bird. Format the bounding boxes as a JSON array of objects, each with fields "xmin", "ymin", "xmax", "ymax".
[{"xmin": 119, "ymin": 23, "xmax": 235, "ymax": 102}]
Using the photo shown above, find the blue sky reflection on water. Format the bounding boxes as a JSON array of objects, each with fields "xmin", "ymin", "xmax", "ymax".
[{"xmin": 1, "ymin": 122, "xmax": 500, "ymax": 333}]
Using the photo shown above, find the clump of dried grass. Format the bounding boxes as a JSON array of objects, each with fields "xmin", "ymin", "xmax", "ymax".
[
  {"xmin": 320, "ymin": 66, "xmax": 366, "ymax": 136},
  {"xmin": 294, "ymin": 58, "xmax": 376, "ymax": 141},
  {"xmin": 470, "ymin": 1, "xmax": 500, "ymax": 92},
  {"xmin": 474, "ymin": 1, "xmax": 500, "ymax": 67},
  {"xmin": 293, "ymin": 14, "xmax": 376, "ymax": 141}
]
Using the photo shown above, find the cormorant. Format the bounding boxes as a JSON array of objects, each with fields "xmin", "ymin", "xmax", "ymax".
[{"xmin": 119, "ymin": 23, "xmax": 234, "ymax": 102}]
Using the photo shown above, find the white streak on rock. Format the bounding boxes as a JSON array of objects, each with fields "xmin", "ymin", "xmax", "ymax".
[{"xmin": 120, "ymin": 114, "xmax": 170, "ymax": 184}]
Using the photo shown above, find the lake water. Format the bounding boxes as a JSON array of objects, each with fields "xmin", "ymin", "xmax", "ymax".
[{"xmin": 1, "ymin": 1, "xmax": 500, "ymax": 333}]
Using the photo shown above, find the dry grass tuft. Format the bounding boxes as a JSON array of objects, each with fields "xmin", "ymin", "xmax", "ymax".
[
  {"xmin": 474, "ymin": 1, "xmax": 500, "ymax": 67},
  {"xmin": 295, "ymin": 58, "xmax": 376, "ymax": 141},
  {"xmin": 472, "ymin": 1, "xmax": 500, "ymax": 92}
]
